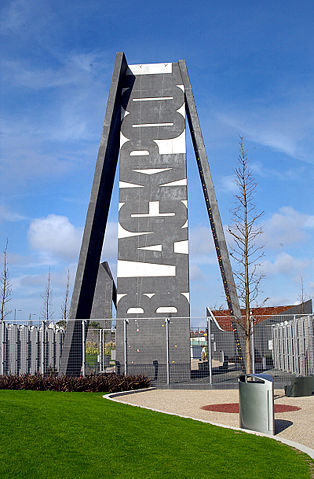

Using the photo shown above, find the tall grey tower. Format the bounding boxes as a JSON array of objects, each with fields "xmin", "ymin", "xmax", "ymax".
[
  {"xmin": 115, "ymin": 62, "xmax": 190, "ymax": 377},
  {"xmin": 59, "ymin": 53, "xmax": 242, "ymax": 377}
]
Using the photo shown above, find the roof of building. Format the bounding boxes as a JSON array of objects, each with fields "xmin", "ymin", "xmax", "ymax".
[{"xmin": 210, "ymin": 305, "xmax": 296, "ymax": 331}]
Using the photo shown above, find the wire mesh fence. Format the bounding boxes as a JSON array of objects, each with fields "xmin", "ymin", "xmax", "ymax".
[
  {"xmin": 272, "ymin": 315, "xmax": 314, "ymax": 376},
  {"xmin": 0, "ymin": 321, "xmax": 65, "ymax": 376},
  {"xmin": 0, "ymin": 314, "xmax": 313, "ymax": 387}
]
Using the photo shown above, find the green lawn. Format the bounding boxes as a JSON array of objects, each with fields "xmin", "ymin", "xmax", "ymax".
[{"xmin": 0, "ymin": 390, "xmax": 312, "ymax": 478}]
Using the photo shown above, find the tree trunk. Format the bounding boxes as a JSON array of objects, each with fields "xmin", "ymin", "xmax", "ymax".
[{"xmin": 245, "ymin": 327, "xmax": 251, "ymax": 374}]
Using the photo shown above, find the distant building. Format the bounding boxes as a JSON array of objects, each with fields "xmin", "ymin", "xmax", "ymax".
[{"xmin": 208, "ymin": 300, "xmax": 313, "ymax": 365}]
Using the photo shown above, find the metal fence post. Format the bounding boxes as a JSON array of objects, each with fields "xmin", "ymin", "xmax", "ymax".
[
  {"xmin": 82, "ymin": 320, "xmax": 86, "ymax": 377},
  {"xmin": 16, "ymin": 324, "xmax": 20, "ymax": 374},
  {"xmin": 99, "ymin": 328, "xmax": 103, "ymax": 372},
  {"xmin": 206, "ymin": 316, "xmax": 212, "ymax": 385},
  {"xmin": 309, "ymin": 315, "xmax": 314, "ymax": 375},
  {"xmin": 123, "ymin": 319, "xmax": 128, "ymax": 376},
  {"xmin": 1, "ymin": 321, "xmax": 5, "ymax": 375},
  {"xmin": 41, "ymin": 321, "xmax": 46, "ymax": 375},
  {"xmin": 300, "ymin": 317, "xmax": 305, "ymax": 376},
  {"xmin": 27, "ymin": 324, "xmax": 31, "ymax": 374},
  {"xmin": 293, "ymin": 315, "xmax": 299, "ymax": 376},
  {"xmin": 165, "ymin": 318, "xmax": 170, "ymax": 385},
  {"xmin": 251, "ymin": 316, "xmax": 255, "ymax": 374}
]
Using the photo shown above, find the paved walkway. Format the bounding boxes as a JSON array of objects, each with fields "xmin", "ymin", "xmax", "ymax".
[{"xmin": 113, "ymin": 388, "xmax": 314, "ymax": 451}]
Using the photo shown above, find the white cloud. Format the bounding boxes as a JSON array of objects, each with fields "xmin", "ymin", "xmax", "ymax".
[
  {"xmin": 217, "ymin": 175, "xmax": 237, "ymax": 193},
  {"xmin": 262, "ymin": 207, "xmax": 314, "ymax": 250},
  {"xmin": 1, "ymin": 53, "xmax": 100, "ymax": 90},
  {"xmin": 305, "ymin": 216, "xmax": 314, "ymax": 228},
  {"xmin": 12, "ymin": 273, "xmax": 48, "ymax": 293},
  {"xmin": 28, "ymin": 214, "xmax": 82, "ymax": 261},
  {"xmin": 217, "ymin": 111, "xmax": 298, "ymax": 159},
  {"xmin": 189, "ymin": 264, "xmax": 204, "ymax": 281},
  {"xmin": 261, "ymin": 252, "xmax": 309, "ymax": 276},
  {"xmin": 216, "ymin": 88, "xmax": 314, "ymax": 164},
  {"xmin": 189, "ymin": 226, "xmax": 217, "ymax": 267},
  {"xmin": 0, "ymin": 0, "xmax": 29, "ymax": 35},
  {"xmin": 13, "ymin": 266, "xmax": 75, "ymax": 292},
  {"xmin": 0, "ymin": 205, "xmax": 26, "ymax": 222},
  {"xmin": 251, "ymin": 161, "xmax": 306, "ymax": 182},
  {"xmin": 189, "ymin": 226, "xmax": 215, "ymax": 255},
  {"xmin": 0, "ymin": 51, "xmax": 112, "ymax": 191},
  {"xmin": 7, "ymin": 253, "xmax": 51, "ymax": 269},
  {"xmin": 0, "ymin": 117, "xmax": 73, "ymax": 188},
  {"xmin": 0, "ymin": 0, "xmax": 56, "ymax": 39},
  {"xmin": 28, "ymin": 214, "xmax": 118, "ymax": 266},
  {"xmin": 101, "ymin": 222, "xmax": 118, "ymax": 263}
]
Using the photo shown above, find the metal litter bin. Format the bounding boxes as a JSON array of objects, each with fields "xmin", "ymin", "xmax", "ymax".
[{"xmin": 239, "ymin": 373, "xmax": 274, "ymax": 435}]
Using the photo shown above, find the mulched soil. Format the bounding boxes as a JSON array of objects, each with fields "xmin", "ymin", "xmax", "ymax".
[{"xmin": 201, "ymin": 403, "xmax": 301, "ymax": 413}]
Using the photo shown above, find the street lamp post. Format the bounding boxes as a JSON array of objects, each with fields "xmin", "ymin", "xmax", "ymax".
[
  {"xmin": 14, "ymin": 309, "xmax": 22, "ymax": 321},
  {"xmin": 29, "ymin": 313, "xmax": 37, "ymax": 326}
]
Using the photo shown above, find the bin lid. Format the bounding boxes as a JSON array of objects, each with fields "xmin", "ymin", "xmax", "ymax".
[{"xmin": 239, "ymin": 373, "xmax": 274, "ymax": 383}]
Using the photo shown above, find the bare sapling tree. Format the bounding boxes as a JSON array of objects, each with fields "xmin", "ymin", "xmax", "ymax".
[
  {"xmin": 228, "ymin": 138, "xmax": 264, "ymax": 374},
  {"xmin": 60, "ymin": 269, "xmax": 70, "ymax": 321},
  {"xmin": 41, "ymin": 268, "xmax": 53, "ymax": 321},
  {"xmin": 0, "ymin": 240, "xmax": 12, "ymax": 321}
]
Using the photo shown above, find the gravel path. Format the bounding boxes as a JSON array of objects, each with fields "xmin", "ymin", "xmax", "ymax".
[{"xmin": 114, "ymin": 388, "xmax": 314, "ymax": 450}]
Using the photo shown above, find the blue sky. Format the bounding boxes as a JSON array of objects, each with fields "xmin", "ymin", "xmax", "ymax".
[{"xmin": 0, "ymin": 0, "xmax": 313, "ymax": 321}]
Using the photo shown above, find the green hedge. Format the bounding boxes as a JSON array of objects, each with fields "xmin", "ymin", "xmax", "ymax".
[{"xmin": 0, "ymin": 373, "xmax": 151, "ymax": 393}]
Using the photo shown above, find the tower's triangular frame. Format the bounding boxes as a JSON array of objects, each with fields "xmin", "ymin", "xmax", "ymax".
[{"xmin": 59, "ymin": 53, "xmax": 243, "ymax": 376}]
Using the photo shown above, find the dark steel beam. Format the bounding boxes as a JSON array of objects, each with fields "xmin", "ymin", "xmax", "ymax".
[
  {"xmin": 59, "ymin": 52, "xmax": 127, "ymax": 376},
  {"xmin": 178, "ymin": 60, "xmax": 244, "ymax": 366}
]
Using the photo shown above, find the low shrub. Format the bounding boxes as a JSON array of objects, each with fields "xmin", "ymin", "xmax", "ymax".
[{"xmin": 0, "ymin": 373, "xmax": 151, "ymax": 393}]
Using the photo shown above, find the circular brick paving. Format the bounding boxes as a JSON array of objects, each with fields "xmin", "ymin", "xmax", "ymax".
[{"xmin": 201, "ymin": 403, "xmax": 301, "ymax": 413}]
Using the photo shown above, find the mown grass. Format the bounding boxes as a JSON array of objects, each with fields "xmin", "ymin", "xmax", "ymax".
[{"xmin": 0, "ymin": 390, "xmax": 312, "ymax": 478}]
